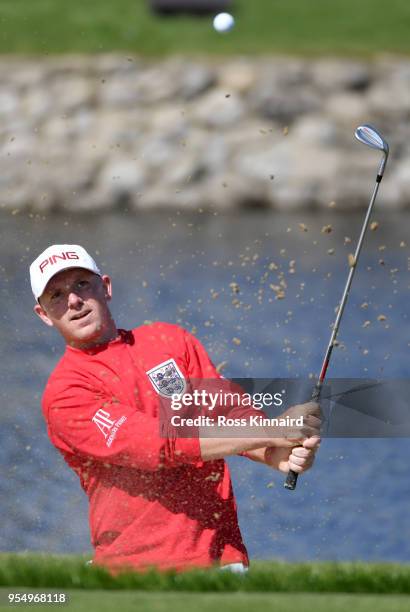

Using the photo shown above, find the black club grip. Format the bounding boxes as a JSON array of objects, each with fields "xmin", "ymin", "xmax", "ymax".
[
  {"xmin": 284, "ymin": 469, "xmax": 298, "ymax": 490},
  {"xmin": 283, "ymin": 383, "xmax": 322, "ymax": 491}
]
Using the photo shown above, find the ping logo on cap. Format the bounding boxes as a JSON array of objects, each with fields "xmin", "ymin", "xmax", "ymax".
[
  {"xmin": 30, "ymin": 244, "xmax": 101, "ymax": 301},
  {"xmin": 39, "ymin": 251, "xmax": 80, "ymax": 274}
]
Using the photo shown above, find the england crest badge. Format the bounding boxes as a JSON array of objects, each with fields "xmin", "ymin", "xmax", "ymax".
[{"xmin": 146, "ymin": 358, "xmax": 186, "ymax": 398}]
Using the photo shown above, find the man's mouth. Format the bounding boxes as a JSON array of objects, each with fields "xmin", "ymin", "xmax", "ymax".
[{"xmin": 71, "ymin": 310, "xmax": 91, "ymax": 321}]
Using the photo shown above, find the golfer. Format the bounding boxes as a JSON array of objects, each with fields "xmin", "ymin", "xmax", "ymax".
[{"xmin": 30, "ymin": 244, "xmax": 321, "ymax": 573}]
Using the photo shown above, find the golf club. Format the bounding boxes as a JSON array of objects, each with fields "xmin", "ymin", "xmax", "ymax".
[{"xmin": 284, "ymin": 124, "xmax": 390, "ymax": 490}]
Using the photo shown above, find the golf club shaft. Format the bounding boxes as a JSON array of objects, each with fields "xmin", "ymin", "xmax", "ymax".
[{"xmin": 284, "ymin": 175, "xmax": 384, "ymax": 491}]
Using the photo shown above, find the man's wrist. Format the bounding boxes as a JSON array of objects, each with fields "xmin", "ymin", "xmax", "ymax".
[{"xmin": 238, "ymin": 448, "xmax": 266, "ymax": 463}]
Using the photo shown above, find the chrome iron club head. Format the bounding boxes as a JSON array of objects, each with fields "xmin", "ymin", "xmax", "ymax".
[{"xmin": 355, "ymin": 124, "xmax": 389, "ymax": 178}]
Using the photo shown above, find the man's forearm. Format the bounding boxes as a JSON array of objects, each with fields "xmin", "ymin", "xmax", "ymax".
[
  {"xmin": 198, "ymin": 402, "xmax": 321, "ymax": 461},
  {"xmin": 199, "ymin": 429, "xmax": 290, "ymax": 462},
  {"xmin": 199, "ymin": 437, "xmax": 268, "ymax": 461}
]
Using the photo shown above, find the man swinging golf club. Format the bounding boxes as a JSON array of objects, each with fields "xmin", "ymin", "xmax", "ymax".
[{"xmin": 30, "ymin": 244, "xmax": 321, "ymax": 573}]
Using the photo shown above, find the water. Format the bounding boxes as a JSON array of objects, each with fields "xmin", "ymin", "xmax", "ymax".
[{"xmin": 1, "ymin": 209, "xmax": 409, "ymax": 562}]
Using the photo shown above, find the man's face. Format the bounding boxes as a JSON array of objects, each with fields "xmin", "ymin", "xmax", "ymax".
[{"xmin": 34, "ymin": 268, "xmax": 115, "ymax": 349}]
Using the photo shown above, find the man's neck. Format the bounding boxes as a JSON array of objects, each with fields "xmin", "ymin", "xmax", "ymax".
[{"xmin": 68, "ymin": 323, "xmax": 119, "ymax": 351}]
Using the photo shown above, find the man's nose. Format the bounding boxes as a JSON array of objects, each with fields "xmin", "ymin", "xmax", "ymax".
[{"xmin": 67, "ymin": 291, "xmax": 83, "ymax": 307}]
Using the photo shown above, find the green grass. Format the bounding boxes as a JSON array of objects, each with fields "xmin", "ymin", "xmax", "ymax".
[
  {"xmin": 2, "ymin": 555, "xmax": 410, "ymax": 612},
  {"xmin": 1, "ymin": 554, "xmax": 410, "ymax": 594},
  {"xmin": 0, "ymin": 0, "xmax": 410, "ymax": 56},
  {"xmin": 1, "ymin": 589, "xmax": 410, "ymax": 612}
]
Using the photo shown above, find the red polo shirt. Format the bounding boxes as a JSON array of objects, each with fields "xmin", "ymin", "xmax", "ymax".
[{"xmin": 42, "ymin": 323, "xmax": 251, "ymax": 571}]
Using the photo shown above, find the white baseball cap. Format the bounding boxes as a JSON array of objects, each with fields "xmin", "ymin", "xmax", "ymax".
[{"xmin": 30, "ymin": 244, "xmax": 101, "ymax": 301}]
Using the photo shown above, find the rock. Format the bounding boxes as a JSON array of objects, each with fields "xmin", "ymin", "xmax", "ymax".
[
  {"xmin": 14, "ymin": 159, "xmax": 60, "ymax": 211},
  {"xmin": 0, "ymin": 88, "xmax": 20, "ymax": 117},
  {"xmin": 8, "ymin": 62, "xmax": 47, "ymax": 89},
  {"xmin": 42, "ymin": 116, "xmax": 72, "ymax": 143},
  {"xmin": 257, "ymin": 58, "xmax": 311, "ymax": 88},
  {"xmin": 51, "ymin": 76, "xmax": 95, "ymax": 113},
  {"xmin": 67, "ymin": 109, "xmax": 96, "ymax": 139},
  {"xmin": 95, "ymin": 54, "xmax": 140, "ymax": 76},
  {"xmin": 217, "ymin": 60, "xmax": 256, "ymax": 93},
  {"xmin": 318, "ymin": 156, "xmax": 384, "ymax": 209},
  {"xmin": 88, "ymin": 109, "xmax": 148, "ymax": 152},
  {"xmin": 62, "ymin": 187, "xmax": 114, "ymax": 212},
  {"xmin": 252, "ymin": 86, "xmax": 322, "ymax": 123},
  {"xmin": 23, "ymin": 89, "xmax": 53, "ymax": 121},
  {"xmin": 235, "ymin": 139, "xmax": 339, "ymax": 184},
  {"xmin": 386, "ymin": 158, "xmax": 410, "ymax": 208},
  {"xmin": 377, "ymin": 57, "xmax": 410, "ymax": 88},
  {"xmin": 160, "ymin": 152, "xmax": 204, "ymax": 186},
  {"xmin": 36, "ymin": 141, "xmax": 73, "ymax": 163},
  {"xmin": 140, "ymin": 130, "xmax": 220, "ymax": 193},
  {"xmin": 376, "ymin": 177, "xmax": 404, "ymax": 210},
  {"xmin": 191, "ymin": 89, "xmax": 245, "ymax": 128},
  {"xmin": 136, "ymin": 184, "xmax": 204, "ymax": 211},
  {"xmin": 205, "ymin": 172, "xmax": 269, "ymax": 210},
  {"xmin": 140, "ymin": 136, "xmax": 179, "ymax": 171},
  {"xmin": 0, "ymin": 155, "xmax": 28, "ymax": 191},
  {"xmin": 179, "ymin": 64, "xmax": 216, "ymax": 99},
  {"xmin": 325, "ymin": 92, "xmax": 366, "ymax": 127},
  {"xmin": 134, "ymin": 65, "xmax": 181, "ymax": 104},
  {"xmin": 311, "ymin": 60, "xmax": 372, "ymax": 92},
  {"xmin": 0, "ymin": 184, "xmax": 31, "ymax": 211},
  {"xmin": 0, "ymin": 116, "xmax": 33, "ymax": 142},
  {"xmin": 235, "ymin": 139, "xmax": 342, "ymax": 209},
  {"xmin": 0, "ymin": 55, "xmax": 408, "ymax": 211},
  {"xmin": 290, "ymin": 116, "xmax": 339, "ymax": 146},
  {"xmin": 0, "ymin": 131, "xmax": 37, "ymax": 158},
  {"xmin": 269, "ymin": 177, "xmax": 319, "ymax": 210},
  {"xmin": 198, "ymin": 133, "xmax": 229, "ymax": 175},
  {"xmin": 44, "ymin": 54, "xmax": 99, "ymax": 77},
  {"xmin": 149, "ymin": 106, "xmax": 189, "ymax": 140},
  {"xmin": 366, "ymin": 80, "xmax": 410, "ymax": 117},
  {"xmin": 31, "ymin": 187, "xmax": 59, "ymax": 212},
  {"xmin": 97, "ymin": 157, "xmax": 145, "ymax": 206},
  {"xmin": 98, "ymin": 74, "xmax": 140, "ymax": 107},
  {"xmin": 223, "ymin": 119, "xmax": 275, "ymax": 152}
]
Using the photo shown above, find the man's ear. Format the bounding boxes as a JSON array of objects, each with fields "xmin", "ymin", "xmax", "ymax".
[
  {"xmin": 34, "ymin": 303, "xmax": 54, "ymax": 327},
  {"xmin": 101, "ymin": 275, "xmax": 112, "ymax": 301}
]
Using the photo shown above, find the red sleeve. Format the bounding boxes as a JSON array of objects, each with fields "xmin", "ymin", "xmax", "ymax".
[
  {"xmin": 43, "ymin": 378, "xmax": 201, "ymax": 471},
  {"xmin": 182, "ymin": 329, "xmax": 224, "ymax": 379},
  {"xmin": 182, "ymin": 329, "xmax": 268, "ymax": 421},
  {"xmin": 181, "ymin": 329, "xmax": 270, "ymax": 461}
]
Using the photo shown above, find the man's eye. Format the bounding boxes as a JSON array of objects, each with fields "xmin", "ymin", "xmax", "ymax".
[{"xmin": 51, "ymin": 291, "xmax": 62, "ymax": 301}]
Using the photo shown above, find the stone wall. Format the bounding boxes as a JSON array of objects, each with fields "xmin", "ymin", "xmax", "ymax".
[{"xmin": 1, "ymin": 54, "xmax": 410, "ymax": 212}]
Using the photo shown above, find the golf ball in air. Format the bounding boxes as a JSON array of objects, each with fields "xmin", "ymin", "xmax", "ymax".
[{"xmin": 213, "ymin": 13, "xmax": 235, "ymax": 33}]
